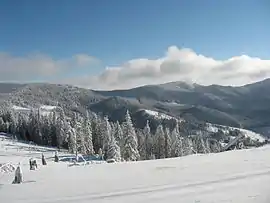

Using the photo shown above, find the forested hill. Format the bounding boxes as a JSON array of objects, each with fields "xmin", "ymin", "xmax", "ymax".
[
  {"xmin": 0, "ymin": 80, "xmax": 267, "ymax": 162},
  {"xmin": 0, "ymin": 79, "xmax": 270, "ymax": 136}
]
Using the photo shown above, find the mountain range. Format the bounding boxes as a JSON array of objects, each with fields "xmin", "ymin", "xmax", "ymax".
[{"xmin": 0, "ymin": 79, "xmax": 270, "ymax": 137}]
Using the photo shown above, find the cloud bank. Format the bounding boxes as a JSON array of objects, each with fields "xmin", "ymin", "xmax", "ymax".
[
  {"xmin": 0, "ymin": 52, "xmax": 98, "ymax": 82},
  {"xmin": 0, "ymin": 46, "xmax": 270, "ymax": 90}
]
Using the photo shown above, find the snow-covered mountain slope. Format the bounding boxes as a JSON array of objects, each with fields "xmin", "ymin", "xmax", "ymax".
[
  {"xmin": 143, "ymin": 109, "xmax": 176, "ymax": 120},
  {"xmin": 1, "ymin": 133, "xmax": 270, "ymax": 202},
  {"xmin": 0, "ymin": 133, "xmax": 60, "ymax": 165},
  {"xmin": 206, "ymin": 123, "xmax": 267, "ymax": 143}
]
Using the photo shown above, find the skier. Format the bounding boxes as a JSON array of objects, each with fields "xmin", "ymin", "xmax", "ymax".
[
  {"xmin": 42, "ymin": 153, "xmax": 47, "ymax": 165},
  {"xmin": 12, "ymin": 163, "xmax": 23, "ymax": 184}
]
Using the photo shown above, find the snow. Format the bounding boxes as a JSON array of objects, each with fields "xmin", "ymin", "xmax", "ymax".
[
  {"xmin": 238, "ymin": 128, "xmax": 266, "ymax": 143},
  {"xmin": 1, "ymin": 133, "xmax": 270, "ymax": 202},
  {"xmin": 164, "ymin": 101, "xmax": 186, "ymax": 107},
  {"xmin": 39, "ymin": 105, "xmax": 57, "ymax": 111},
  {"xmin": 39, "ymin": 105, "xmax": 57, "ymax": 116},
  {"xmin": 144, "ymin": 109, "xmax": 176, "ymax": 120},
  {"xmin": 12, "ymin": 105, "xmax": 30, "ymax": 112},
  {"xmin": 206, "ymin": 123, "xmax": 266, "ymax": 143},
  {"xmin": 12, "ymin": 105, "xmax": 57, "ymax": 116}
]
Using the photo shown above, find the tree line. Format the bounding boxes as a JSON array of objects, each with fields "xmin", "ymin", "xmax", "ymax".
[{"xmin": 0, "ymin": 107, "xmax": 222, "ymax": 162}]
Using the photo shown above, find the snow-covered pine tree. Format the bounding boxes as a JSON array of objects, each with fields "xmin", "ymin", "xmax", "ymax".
[
  {"xmin": 113, "ymin": 121, "xmax": 124, "ymax": 147},
  {"xmin": 91, "ymin": 114, "xmax": 103, "ymax": 154},
  {"xmin": 106, "ymin": 134, "xmax": 121, "ymax": 161},
  {"xmin": 174, "ymin": 135, "xmax": 184, "ymax": 157},
  {"xmin": 164, "ymin": 127, "xmax": 172, "ymax": 158},
  {"xmin": 194, "ymin": 132, "xmax": 207, "ymax": 154},
  {"xmin": 136, "ymin": 128, "xmax": 145, "ymax": 160},
  {"xmin": 182, "ymin": 137, "xmax": 194, "ymax": 156},
  {"xmin": 143, "ymin": 120, "xmax": 153, "ymax": 160},
  {"xmin": 75, "ymin": 114, "xmax": 86, "ymax": 154},
  {"xmin": 8, "ymin": 110, "xmax": 17, "ymax": 136},
  {"xmin": 83, "ymin": 117, "xmax": 94, "ymax": 155},
  {"xmin": 154, "ymin": 124, "xmax": 166, "ymax": 159},
  {"xmin": 56, "ymin": 108, "xmax": 68, "ymax": 149},
  {"xmin": 210, "ymin": 140, "xmax": 221, "ymax": 153},
  {"xmin": 102, "ymin": 116, "xmax": 112, "ymax": 159},
  {"xmin": 171, "ymin": 122, "xmax": 183, "ymax": 157},
  {"xmin": 28, "ymin": 109, "xmax": 39, "ymax": 143},
  {"xmin": 205, "ymin": 138, "xmax": 211, "ymax": 153},
  {"xmin": 41, "ymin": 115, "xmax": 51, "ymax": 145},
  {"xmin": 17, "ymin": 113, "xmax": 27, "ymax": 141},
  {"xmin": 49, "ymin": 111, "xmax": 58, "ymax": 147},
  {"xmin": 0, "ymin": 117, "xmax": 5, "ymax": 132},
  {"xmin": 67, "ymin": 122, "xmax": 77, "ymax": 154},
  {"xmin": 122, "ymin": 110, "xmax": 140, "ymax": 161}
]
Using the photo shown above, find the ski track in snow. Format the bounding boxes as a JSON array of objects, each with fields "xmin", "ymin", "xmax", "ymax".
[
  {"xmin": 14, "ymin": 169, "xmax": 270, "ymax": 203},
  {"xmin": 1, "ymin": 135, "xmax": 270, "ymax": 203}
]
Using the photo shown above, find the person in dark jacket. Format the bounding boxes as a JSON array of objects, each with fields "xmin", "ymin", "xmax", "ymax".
[
  {"xmin": 54, "ymin": 151, "xmax": 59, "ymax": 162},
  {"xmin": 42, "ymin": 153, "xmax": 47, "ymax": 165}
]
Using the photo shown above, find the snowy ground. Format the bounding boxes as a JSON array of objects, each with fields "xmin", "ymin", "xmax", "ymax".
[{"xmin": 1, "ymin": 134, "xmax": 270, "ymax": 202}]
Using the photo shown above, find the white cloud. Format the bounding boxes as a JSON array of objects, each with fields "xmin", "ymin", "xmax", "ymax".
[
  {"xmin": 73, "ymin": 54, "xmax": 99, "ymax": 66},
  {"xmin": 0, "ymin": 52, "xmax": 97, "ymax": 82},
  {"xmin": 1, "ymin": 46, "xmax": 270, "ymax": 90},
  {"xmin": 62, "ymin": 46, "xmax": 270, "ymax": 90}
]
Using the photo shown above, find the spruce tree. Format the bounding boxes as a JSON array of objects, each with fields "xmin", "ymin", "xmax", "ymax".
[
  {"xmin": 122, "ymin": 110, "xmax": 140, "ymax": 161},
  {"xmin": 164, "ymin": 127, "xmax": 172, "ymax": 158},
  {"xmin": 143, "ymin": 120, "xmax": 153, "ymax": 160},
  {"xmin": 154, "ymin": 124, "xmax": 166, "ymax": 159}
]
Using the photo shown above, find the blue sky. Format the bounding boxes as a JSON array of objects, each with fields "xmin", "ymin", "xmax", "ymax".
[{"xmin": 0, "ymin": 0, "xmax": 269, "ymax": 89}]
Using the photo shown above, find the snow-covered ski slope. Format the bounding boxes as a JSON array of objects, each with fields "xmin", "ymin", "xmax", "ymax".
[{"xmin": 1, "ymin": 134, "xmax": 270, "ymax": 203}]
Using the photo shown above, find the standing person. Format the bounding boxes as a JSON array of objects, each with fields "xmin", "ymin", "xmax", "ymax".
[
  {"xmin": 54, "ymin": 151, "xmax": 59, "ymax": 162},
  {"xmin": 12, "ymin": 163, "xmax": 23, "ymax": 184},
  {"xmin": 42, "ymin": 153, "xmax": 47, "ymax": 165}
]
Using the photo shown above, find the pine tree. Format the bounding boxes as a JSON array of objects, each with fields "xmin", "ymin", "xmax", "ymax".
[
  {"xmin": 164, "ymin": 127, "xmax": 172, "ymax": 158},
  {"xmin": 75, "ymin": 115, "xmax": 86, "ymax": 154},
  {"xmin": 28, "ymin": 109, "xmax": 39, "ymax": 143},
  {"xmin": 91, "ymin": 115, "xmax": 103, "ymax": 153},
  {"xmin": 174, "ymin": 135, "xmax": 184, "ymax": 157},
  {"xmin": 210, "ymin": 140, "xmax": 221, "ymax": 153},
  {"xmin": 41, "ymin": 115, "xmax": 51, "ymax": 145},
  {"xmin": 17, "ymin": 113, "xmax": 27, "ymax": 141},
  {"xmin": 106, "ymin": 135, "xmax": 121, "ymax": 161},
  {"xmin": 122, "ymin": 110, "xmax": 140, "ymax": 161},
  {"xmin": 205, "ymin": 138, "xmax": 211, "ymax": 153},
  {"xmin": 136, "ymin": 129, "xmax": 145, "ymax": 160},
  {"xmin": 0, "ymin": 117, "xmax": 5, "ymax": 132},
  {"xmin": 113, "ymin": 121, "xmax": 124, "ymax": 146},
  {"xmin": 56, "ymin": 108, "xmax": 68, "ymax": 149},
  {"xmin": 68, "ymin": 123, "xmax": 77, "ymax": 154},
  {"xmin": 194, "ymin": 132, "xmax": 207, "ymax": 154},
  {"xmin": 143, "ymin": 120, "xmax": 153, "ymax": 160},
  {"xmin": 154, "ymin": 124, "xmax": 166, "ymax": 159},
  {"xmin": 182, "ymin": 137, "xmax": 194, "ymax": 156},
  {"xmin": 102, "ymin": 116, "xmax": 112, "ymax": 159},
  {"xmin": 171, "ymin": 122, "xmax": 183, "ymax": 157},
  {"xmin": 83, "ymin": 117, "xmax": 94, "ymax": 155}
]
